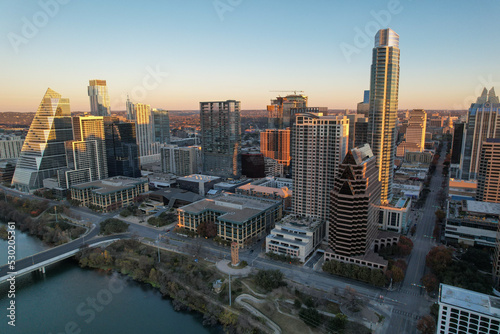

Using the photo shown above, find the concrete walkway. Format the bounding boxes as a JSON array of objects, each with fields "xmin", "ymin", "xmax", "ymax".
[
  {"xmin": 216, "ymin": 260, "xmax": 252, "ymax": 276},
  {"xmin": 235, "ymin": 294, "xmax": 281, "ymax": 334}
]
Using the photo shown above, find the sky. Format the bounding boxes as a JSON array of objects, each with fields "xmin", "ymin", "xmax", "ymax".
[{"xmin": 1, "ymin": 0, "xmax": 499, "ymax": 112}]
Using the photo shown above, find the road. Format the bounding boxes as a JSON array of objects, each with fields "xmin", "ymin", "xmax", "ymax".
[{"xmin": 381, "ymin": 143, "xmax": 447, "ymax": 334}]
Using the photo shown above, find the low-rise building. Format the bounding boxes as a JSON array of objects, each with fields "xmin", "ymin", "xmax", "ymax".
[
  {"xmin": 177, "ymin": 193, "xmax": 282, "ymax": 247},
  {"xmin": 236, "ymin": 182, "xmax": 292, "ymax": 211},
  {"xmin": 0, "ymin": 159, "xmax": 17, "ymax": 184},
  {"xmin": 214, "ymin": 179, "xmax": 252, "ymax": 193},
  {"xmin": 448, "ymin": 179, "xmax": 477, "ymax": 201},
  {"xmin": 177, "ymin": 174, "xmax": 222, "ymax": 196},
  {"xmin": 70, "ymin": 176, "xmax": 149, "ymax": 212},
  {"xmin": 266, "ymin": 214, "xmax": 325, "ymax": 262},
  {"xmin": 149, "ymin": 188, "xmax": 204, "ymax": 208},
  {"xmin": 0, "ymin": 135, "xmax": 23, "ymax": 159},
  {"xmin": 445, "ymin": 200, "xmax": 500, "ymax": 247},
  {"xmin": 437, "ymin": 284, "xmax": 500, "ymax": 334},
  {"xmin": 379, "ymin": 197, "xmax": 411, "ymax": 233},
  {"xmin": 392, "ymin": 182, "xmax": 423, "ymax": 200}
]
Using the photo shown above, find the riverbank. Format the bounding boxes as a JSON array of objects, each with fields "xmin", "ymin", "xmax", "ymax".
[
  {"xmin": 0, "ymin": 197, "xmax": 85, "ymax": 246},
  {"xmin": 76, "ymin": 239, "xmax": 265, "ymax": 334}
]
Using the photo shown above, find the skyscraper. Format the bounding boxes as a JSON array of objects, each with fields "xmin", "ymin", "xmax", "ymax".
[
  {"xmin": 367, "ymin": 28, "xmax": 400, "ymax": 204},
  {"xmin": 292, "ymin": 113, "xmax": 349, "ymax": 222},
  {"xmin": 126, "ymin": 96, "xmax": 136, "ymax": 121},
  {"xmin": 152, "ymin": 108, "xmax": 170, "ymax": 144},
  {"xmin": 329, "ymin": 144, "xmax": 380, "ymax": 256},
  {"xmin": 267, "ymin": 94, "xmax": 307, "ymax": 129},
  {"xmin": 12, "ymin": 88, "xmax": 73, "ymax": 192},
  {"xmin": 104, "ymin": 119, "xmax": 140, "ymax": 178},
  {"xmin": 260, "ymin": 129, "xmax": 291, "ymax": 170},
  {"xmin": 357, "ymin": 90, "xmax": 370, "ymax": 117},
  {"xmin": 88, "ymin": 80, "xmax": 111, "ymax": 116},
  {"xmin": 405, "ymin": 109, "xmax": 427, "ymax": 151},
  {"xmin": 133, "ymin": 102, "xmax": 160, "ymax": 164},
  {"xmin": 460, "ymin": 88, "xmax": 500, "ymax": 180},
  {"xmin": 476, "ymin": 139, "xmax": 500, "ymax": 203},
  {"xmin": 70, "ymin": 116, "xmax": 108, "ymax": 181},
  {"xmin": 200, "ymin": 100, "xmax": 241, "ymax": 178}
]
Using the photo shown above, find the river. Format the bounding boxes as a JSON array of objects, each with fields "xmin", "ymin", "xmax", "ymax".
[{"xmin": 0, "ymin": 224, "xmax": 222, "ymax": 333}]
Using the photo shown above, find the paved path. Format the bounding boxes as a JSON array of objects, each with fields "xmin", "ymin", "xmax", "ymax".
[
  {"xmin": 235, "ymin": 294, "xmax": 281, "ymax": 334},
  {"xmin": 216, "ymin": 260, "xmax": 253, "ymax": 276}
]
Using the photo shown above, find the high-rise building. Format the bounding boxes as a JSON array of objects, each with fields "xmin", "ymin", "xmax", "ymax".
[
  {"xmin": 0, "ymin": 135, "xmax": 24, "ymax": 159},
  {"xmin": 131, "ymin": 102, "xmax": 160, "ymax": 165},
  {"xmin": 367, "ymin": 28, "xmax": 400, "ymax": 204},
  {"xmin": 267, "ymin": 94, "xmax": 308, "ymax": 129},
  {"xmin": 69, "ymin": 116, "xmax": 108, "ymax": 182},
  {"xmin": 460, "ymin": 88, "xmax": 500, "ymax": 180},
  {"xmin": 329, "ymin": 144, "xmax": 380, "ymax": 256},
  {"xmin": 12, "ymin": 88, "xmax": 73, "ymax": 192},
  {"xmin": 88, "ymin": 80, "xmax": 111, "ymax": 116},
  {"xmin": 260, "ymin": 129, "xmax": 291, "ymax": 170},
  {"xmin": 357, "ymin": 90, "xmax": 370, "ymax": 117},
  {"xmin": 160, "ymin": 145, "xmax": 200, "ymax": 176},
  {"xmin": 104, "ymin": 119, "xmax": 140, "ymax": 178},
  {"xmin": 126, "ymin": 96, "xmax": 136, "ymax": 121},
  {"xmin": 292, "ymin": 113, "xmax": 349, "ymax": 222},
  {"xmin": 354, "ymin": 117, "xmax": 369, "ymax": 148},
  {"xmin": 405, "ymin": 109, "xmax": 427, "ymax": 151},
  {"xmin": 476, "ymin": 139, "xmax": 500, "ymax": 203},
  {"xmin": 152, "ymin": 108, "xmax": 170, "ymax": 144},
  {"xmin": 451, "ymin": 122, "xmax": 466, "ymax": 164},
  {"xmin": 346, "ymin": 114, "xmax": 368, "ymax": 150},
  {"xmin": 200, "ymin": 100, "xmax": 241, "ymax": 178}
]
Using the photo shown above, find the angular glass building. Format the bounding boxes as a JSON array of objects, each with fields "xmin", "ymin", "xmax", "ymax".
[
  {"xmin": 367, "ymin": 28, "xmax": 400, "ymax": 204},
  {"xmin": 12, "ymin": 88, "xmax": 73, "ymax": 192}
]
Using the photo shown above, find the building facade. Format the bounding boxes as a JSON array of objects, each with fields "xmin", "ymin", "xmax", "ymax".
[
  {"xmin": 152, "ymin": 108, "xmax": 170, "ymax": 144},
  {"xmin": 0, "ymin": 135, "xmax": 23, "ymax": 159},
  {"xmin": 476, "ymin": 139, "xmax": 500, "ymax": 203},
  {"xmin": 292, "ymin": 113, "xmax": 349, "ymax": 222},
  {"xmin": 460, "ymin": 88, "xmax": 500, "ymax": 180},
  {"xmin": 160, "ymin": 145, "xmax": 200, "ymax": 176},
  {"xmin": 260, "ymin": 129, "xmax": 291, "ymax": 171},
  {"xmin": 437, "ymin": 284, "xmax": 500, "ymax": 334},
  {"xmin": 200, "ymin": 100, "xmax": 241, "ymax": 178},
  {"xmin": 328, "ymin": 144, "xmax": 380, "ymax": 256},
  {"xmin": 88, "ymin": 80, "xmax": 111, "ymax": 116},
  {"xmin": 70, "ymin": 176, "xmax": 148, "ymax": 212},
  {"xmin": 267, "ymin": 94, "xmax": 308, "ymax": 129},
  {"xmin": 134, "ymin": 102, "xmax": 160, "ymax": 163},
  {"xmin": 367, "ymin": 28, "xmax": 400, "ymax": 204},
  {"xmin": 266, "ymin": 214, "xmax": 326, "ymax": 262},
  {"xmin": 12, "ymin": 88, "xmax": 73, "ymax": 192},
  {"xmin": 104, "ymin": 119, "xmax": 141, "ymax": 178},
  {"xmin": 177, "ymin": 193, "xmax": 282, "ymax": 247}
]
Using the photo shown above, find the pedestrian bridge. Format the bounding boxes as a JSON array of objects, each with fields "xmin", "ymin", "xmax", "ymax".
[{"xmin": 0, "ymin": 234, "xmax": 127, "ymax": 284}]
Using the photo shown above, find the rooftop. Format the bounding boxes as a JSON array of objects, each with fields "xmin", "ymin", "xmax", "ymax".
[
  {"xmin": 237, "ymin": 183, "xmax": 292, "ymax": 198},
  {"xmin": 71, "ymin": 176, "xmax": 147, "ymax": 194},
  {"xmin": 277, "ymin": 214, "xmax": 324, "ymax": 232},
  {"xmin": 439, "ymin": 284, "xmax": 500, "ymax": 318},
  {"xmin": 178, "ymin": 174, "xmax": 221, "ymax": 183},
  {"xmin": 178, "ymin": 193, "xmax": 280, "ymax": 223},
  {"xmin": 465, "ymin": 200, "xmax": 500, "ymax": 216}
]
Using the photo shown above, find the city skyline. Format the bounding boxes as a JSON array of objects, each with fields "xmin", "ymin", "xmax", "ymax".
[{"xmin": 1, "ymin": 0, "xmax": 499, "ymax": 112}]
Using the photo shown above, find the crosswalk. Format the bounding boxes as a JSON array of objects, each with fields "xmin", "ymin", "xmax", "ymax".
[
  {"xmin": 392, "ymin": 308, "xmax": 421, "ymax": 320},
  {"xmin": 399, "ymin": 288, "xmax": 421, "ymax": 297}
]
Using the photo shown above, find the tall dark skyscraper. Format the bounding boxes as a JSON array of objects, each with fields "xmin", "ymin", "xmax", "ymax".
[
  {"xmin": 200, "ymin": 100, "xmax": 241, "ymax": 178},
  {"xmin": 104, "ymin": 119, "xmax": 140, "ymax": 178},
  {"xmin": 367, "ymin": 28, "xmax": 400, "ymax": 204},
  {"xmin": 451, "ymin": 122, "xmax": 466, "ymax": 164}
]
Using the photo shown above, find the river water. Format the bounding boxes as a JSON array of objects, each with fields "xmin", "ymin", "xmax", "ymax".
[{"xmin": 0, "ymin": 225, "xmax": 222, "ymax": 334}]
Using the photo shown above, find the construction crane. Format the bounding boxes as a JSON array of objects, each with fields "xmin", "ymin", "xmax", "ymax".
[{"xmin": 269, "ymin": 90, "xmax": 305, "ymax": 96}]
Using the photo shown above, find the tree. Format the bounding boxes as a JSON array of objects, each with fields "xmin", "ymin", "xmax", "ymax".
[
  {"xmin": 197, "ymin": 220, "xmax": 217, "ymax": 238},
  {"xmin": 100, "ymin": 218, "xmax": 129, "ymax": 235},
  {"xmin": 391, "ymin": 266, "xmax": 405, "ymax": 283},
  {"xmin": 328, "ymin": 313, "xmax": 348, "ymax": 333},
  {"xmin": 254, "ymin": 269, "xmax": 286, "ymax": 292},
  {"xmin": 299, "ymin": 307, "xmax": 322, "ymax": 328},
  {"xmin": 426, "ymin": 246, "xmax": 453, "ymax": 274},
  {"xmin": 422, "ymin": 273, "xmax": 439, "ymax": 293},
  {"xmin": 435, "ymin": 209, "xmax": 446, "ymax": 223},
  {"xmin": 416, "ymin": 315, "xmax": 436, "ymax": 334}
]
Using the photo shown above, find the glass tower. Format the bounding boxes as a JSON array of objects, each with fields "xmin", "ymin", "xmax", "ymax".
[
  {"xmin": 367, "ymin": 28, "xmax": 400, "ymax": 204},
  {"xmin": 88, "ymin": 79, "xmax": 111, "ymax": 116},
  {"xmin": 200, "ymin": 100, "xmax": 241, "ymax": 178},
  {"xmin": 104, "ymin": 119, "xmax": 140, "ymax": 178},
  {"xmin": 12, "ymin": 88, "xmax": 73, "ymax": 192}
]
